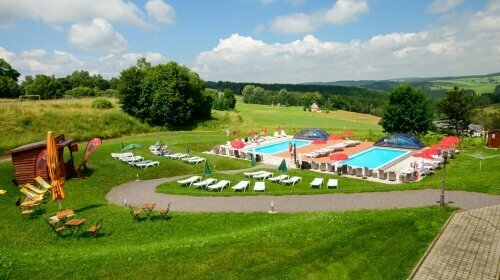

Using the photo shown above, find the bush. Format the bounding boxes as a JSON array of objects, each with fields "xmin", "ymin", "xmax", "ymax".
[{"xmin": 92, "ymin": 98, "xmax": 113, "ymax": 109}]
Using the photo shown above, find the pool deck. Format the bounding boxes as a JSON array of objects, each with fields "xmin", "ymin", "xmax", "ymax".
[{"xmin": 276, "ymin": 139, "xmax": 375, "ymax": 162}]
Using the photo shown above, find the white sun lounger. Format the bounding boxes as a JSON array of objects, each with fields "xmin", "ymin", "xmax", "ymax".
[
  {"xmin": 111, "ymin": 152, "xmax": 133, "ymax": 159},
  {"xmin": 207, "ymin": 180, "xmax": 231, "ymax": 192},
  {"xmin": 253, "ymin": 171, "xmax": 274, "ymax": 180},
  {"xmin": 193, "ymin": 178, "xmax": 217, "ymax": 189},
  {"xmin": 182, "ymin": 156, "xmax": 200, "ymax": 162},
  {"xmin": 327, "ymin": 178, "xmax": 338, "ymax": 189},
  {"xmin": 268, "ymin": 174, "xmax": 289, "ymax": 183},
  {"xmin": 177, "ymin": 176, "xmax": 202, "ymax": 186},
  {"xmin": 170, "ymin": 153, "xmax": 189, "ymax": 160},
  {"xmin": 121, "ymin": 156, "xmax": 144, "ymax": 163},
  {"xmin": 134, "ymin": 160, "xmax": 160, "ymax": 169},
  {"xmin": 281, "ymin": 176, "xmax": 302, "ymax": 186},
  {"xmin": 310, "ymin": 178, "xmax": 324, "ymax": 188},
  {"xmin": 253, "ymin": 181, "xmax": 266, "ymax": 192},
  {"xmin": 232, "ymin": 181, "xmax": 250, "ymax": 192},
  {"xmin": 187, "ymin": 157, "xmax": 206, "ymax": 164},
  {"xmin": 243, "ymin": 170, "xmax": 267, "ymax": 178}
]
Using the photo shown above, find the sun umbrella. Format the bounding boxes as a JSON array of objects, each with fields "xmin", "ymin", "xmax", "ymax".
[
  {"xmin": 237, "ymin": 131, "xmax": 241, "ymax": 140},
  {"xmin": 312, "ymin": 139, "xmax": 326, "ymax": 145},
  {"xmin": 204, "ymin": 160, "xmax": 211, "ymax": 176},
  {"xmin": 47, "ymin": 131, "xmax": 65, "ymax": 209},
  {"xmin": 329, "ymin": 153, "xmax": 348, "ymax": 161},
  {"xmin": 341, "ymin": 131, "xmax": 355, "ymax": 138},
  {"xmin": 185, "ymin": 143, "xmax": 190, "ymax": 155},
  {"xmin": 250, "ymin": 129, "xmax": 255, "ymax": 136},
  {"xmin": 328, "ymin": 135, "xmax": 341, "ymax": 140},
  {"xmin": 263, "ymin": 128, "xmax": 267, "ymax": 135},
  {"xmin": 277, "ymin": 125, "xmax": 281, "ymax": 131},
  {"xmin": 231, "ymin": 139, "xmax": 245, "ymax": 149},
  {"xmin": 278, "ymin": 158, "xmax": 287, "ymax": 173},
  {"xmin": 251, "ymin": 153, "xmax": 257, "ymax": 167},
  {"xmin": 413, "ymin": 152, "xmax": 434, "ymax": 160},
  {"xmin": 442, "ymin": 136, "xmax": 460, "ymax": 144},
  {"xmin": 120, "ymin": 141, "xmax": 124, "ymax": 151},
  {"xmin": 121, "ymin": 143, "xmax": 142, "ymax": 154}
]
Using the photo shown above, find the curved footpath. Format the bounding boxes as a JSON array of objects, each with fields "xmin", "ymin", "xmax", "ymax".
[{"xmin": 106, "ymin": 174, "xmax": 500, "ymax": 213}]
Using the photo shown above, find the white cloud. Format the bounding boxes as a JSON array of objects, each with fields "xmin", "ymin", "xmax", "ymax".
[
  {"xmin": 145, "ymin": 0, "xmax": 175, "ymax": 25},
  {"xmin": 0, "ymin": 46, "xmax": 167, "ymax": 79},
  {"xmin": 270, "ymin": 0, "xmax": 369, "ymax": 34},
  {"xmin": 69, "ymin": 18, "xmax": 127, "ymax": 52},
  {"xmin": 0, "ymin": 47, "xmax": 84, "ymax": 78},
  {"xmin": 0, "ymin": 0, "xmax": 147, "ymax": 27},
  {"xmin": 194, "ymin": 3, "xmax": 500, "ymax": 83},
  {"xmin": 427, "ymin": 0, "xmax": 463, "ymax": 13},
  {"xmin": 324, "ymin": 0, "xmax": 369, "ymax": 24}
]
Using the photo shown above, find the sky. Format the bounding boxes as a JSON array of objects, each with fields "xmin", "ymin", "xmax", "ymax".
[{"xmin": 0, "ymin": 0, "xmax": 499, "ymax": 83}]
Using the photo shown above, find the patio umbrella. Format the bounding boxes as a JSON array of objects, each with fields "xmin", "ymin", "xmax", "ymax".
[
  {"xmin": 278, "ymin": 158, "xmax": 287, "ymax": 173},
  {"xmin": 250, "ymin": 129, "xmax": 255, "ymax": 136},
  {"xmin": 277, "ymin": 125, "xmax": 281, "ymax": 131},
  {"xmin": 263, "ymin": 128, "xmax": 267, "ymax": 135},
  {"xmin": 120, "ymin": 141, "xmax": 124, "ymax": 152},
  {"xmin": 413, "ymin": 152, "xmax": 434, "ymax": 160},
  {"xmin": 46, "ymin": 131, "xmax": 65, "ymax": 209},
  {"xmin": 341, "ymin": 131, "xmax": 355, "ymax": 138},
  {"xmin": 329, "ymin": 153, "xmax": 348, "ymax": 161},
  {"xmin": 442, "ymin": 136, "xmax": 460, "ymax": 144},
  {"xmin": 237, "ymin": 131, "xmax": 241, "ymax": 140},
  {"xmin": 231, "ymin": 139, "xmax": 245, "ymax": 149},
  {"xmin": 155, "ymin": 138, "xmax": 163, "ymax": 146},
  {"xmin": 328, "ymin": 135, "xmax": 341, "ymax": 140},
  {"xmin": 204, "ymin": 160, "xmax": 212, "ymax": 176},
  {"xmin": 312, "ymin": 139, "xmax": 326, "ymax": 145},
  {"xmin": 251, "ymin": 153, "xmax": 257, "ymax": 167},
  {"xmin": 185, "ymin": 143, "xmax": 190, "ymax": 155},
  {"xmin": 122, "ymin": 143, "xmax": 142, "ymax": 154}
]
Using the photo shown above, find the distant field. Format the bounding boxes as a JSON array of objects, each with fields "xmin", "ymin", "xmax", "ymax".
[
  {"xmin": 430, "ymin": 75, "xmax": 500, "ymax": 94},
  {"xmin": 206, "ymin": 97, "xmax": 382, "ymax": 139}
]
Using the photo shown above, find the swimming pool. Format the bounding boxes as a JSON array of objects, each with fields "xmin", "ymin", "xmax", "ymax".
[
  {"xmin": 342, "ymin": 147, "xmax": 410, "ymax": 169},
  {"xmin": 247, "ymin": 139, "xmax": 310, "ymax": 155}
]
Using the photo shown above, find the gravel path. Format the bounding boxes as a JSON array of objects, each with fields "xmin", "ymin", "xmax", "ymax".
[{"xmin": 106, "ymin": 175, "xmax": 500, "ymax": 213}]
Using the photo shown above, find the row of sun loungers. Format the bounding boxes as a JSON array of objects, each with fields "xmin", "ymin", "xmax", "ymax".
[
  {"xmin": 176, "ymin": 173, "xmax": 339, "ymax": 192},
  {"xmin": 304, "ymin": 140, "xmax": 360, "ymax": 158},
  {"xmin": 111, "ymin": 152, "xmax": 160, "ymax": 169}
]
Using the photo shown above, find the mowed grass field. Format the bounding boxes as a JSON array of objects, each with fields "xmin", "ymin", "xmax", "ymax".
[
  {"xmin": 0, "ymin": 97, "xmax": 497, "ymax": 279},
  {"xmin": 0, "ymin": 142, "xmax": 455, "ymax": 279},
  {"xmin": 430, "ymin": 75, "xmax": 500, "ymax": 94}
]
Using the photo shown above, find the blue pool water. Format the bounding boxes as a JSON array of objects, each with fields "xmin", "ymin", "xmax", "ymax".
[
  {"xmin": 342, "ymin": 148, "xmax": 409, "ymax": 169},
  {"xmin": 247, "ymin": 139, "xmax": 310, "ymax": 155}
]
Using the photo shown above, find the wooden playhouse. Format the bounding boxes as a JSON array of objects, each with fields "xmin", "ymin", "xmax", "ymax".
[{"xmin": 4, "ymin": 134, "xmax": 78, "ymax": 185}]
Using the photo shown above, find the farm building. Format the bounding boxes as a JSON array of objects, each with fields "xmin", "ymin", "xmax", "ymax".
[
  {"xmin": 487, "ymin": 130, "xmax": 500, "ymax": 148},
  {"xmin": 310, "ymin": 103, "xmax": 320, "ymax": 112},
  {"xmin": 4, "ymin": 134, "xmax": 77, "ymax": 185}
]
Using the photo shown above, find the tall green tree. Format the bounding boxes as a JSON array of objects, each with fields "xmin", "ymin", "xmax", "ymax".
[
  {"xmin": 22, "ymin": 74, "xmax": 63, "ymax": 99},
  {"xmin": 379, "ymin": 85, "xmax": 433, "ymax": 135},
  {"xmin": 118, "ymin": 59, "xmax": 211, "ymax": 128},
  {"xmin": 437, "ymin": 86, "xmax": 475, "ymax": 135},
  {"xmin": 0, "ymin": 59, "xmax": 22, "ymax": 98}
]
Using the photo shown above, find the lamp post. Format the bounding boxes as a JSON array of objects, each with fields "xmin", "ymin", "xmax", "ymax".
[{"xmin": 437, "ymin": 148, "xmax": 449, "ymax": 207}]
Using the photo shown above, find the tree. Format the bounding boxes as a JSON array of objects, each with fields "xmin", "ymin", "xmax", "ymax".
[
  {"xmin": 22, "ymin": 74, "xmax": 63, "ymax": 99},
  {"xmin": 379, "ymin": 84, "xmax": 433, "ymax": 135},
  {"xmin": 437, "ymin": 86, "xmax": 475, "ymax": 135},
  {"xmin": 212, "ymin": 88, "xmax": 236, "ymax": 110},
  {"xmin": 0, "ymin": 59, "xmax": 22, "ymax": 98},
  {"xmin": 0, "ymin": 58, "xmax": 20, "ymax": 81},
  {"xmin": 118, "ymin": 59, "xmax": 211, "ymax": 128}
]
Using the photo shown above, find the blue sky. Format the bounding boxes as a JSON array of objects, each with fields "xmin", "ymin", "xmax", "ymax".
[{"xmin": 0, "ymin": 0, "xmax": 498, "ymax": 83}]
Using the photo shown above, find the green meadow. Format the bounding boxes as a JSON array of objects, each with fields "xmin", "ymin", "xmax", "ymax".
[
  {"xmin": 0, "ymin": 97, "xmax": 498, "ymax": 279},
  {"xmin": 430, "ymin": 75, "xmax": 500, "ymax": 95}
]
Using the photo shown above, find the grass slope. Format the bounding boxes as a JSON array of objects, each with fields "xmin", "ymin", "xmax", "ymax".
[
  {"xmin": 0, "ymin": 98, "xmax": 155, "ymax": 153},
  {"xmin": 0, "ymin": 97, "xmax": 382, "ymax": 154}
]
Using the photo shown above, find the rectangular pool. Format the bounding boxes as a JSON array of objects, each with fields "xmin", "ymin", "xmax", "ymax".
[
  {"xmin": 246, "ymin": 139, "xmax": 310, "ymax": 155},
  {"xmin": 342, "ymin": 147, "xmax": 410, "ymax": 169}
]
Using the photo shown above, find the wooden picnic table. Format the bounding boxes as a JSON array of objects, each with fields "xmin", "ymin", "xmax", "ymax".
[
  {"xmin": 141, "ymin": 203, "xmax": 156, "ymax": 219},
  {"xmin": 64, "ymin": 218, "xmax": 87, "ymax": 239},
  {"xmin": 56, "ymin": 209, "xmax": 75, "ymax": 222}
]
